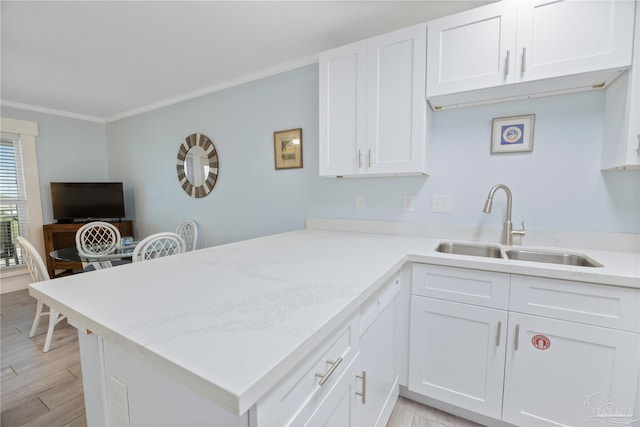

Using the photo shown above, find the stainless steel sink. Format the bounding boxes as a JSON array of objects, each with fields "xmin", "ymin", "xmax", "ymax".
[
  {"xmin": 436, "ymin": 242, "xmax": 503, "ymax": 259},
  {"xmin": 505, "ymin": 249, "xmax": 603, "ymax": 267}
]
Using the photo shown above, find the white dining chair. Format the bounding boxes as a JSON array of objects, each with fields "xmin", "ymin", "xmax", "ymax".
[
  {"xmin": 75, "ymin": 221, "xmax": 121, "ymax": 270},
  {"xmin": 16, "ymin": 236, "xmax": 67, "ymax": 352},
  {"xmin": 176, "ymin": 219, "xmax": 199, "ymax": 252},
  {"xmin": 132, "ymin": 232, "xmax": 186, "ymax": 262}
]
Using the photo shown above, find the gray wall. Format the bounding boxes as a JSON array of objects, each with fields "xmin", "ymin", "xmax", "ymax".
[
  {"xmin": 0, "ymin": 106, "xmax": 109, "ymax": 222},
  {"xmin": 4, "ymin": 63, "xmax": 639, "ymax": 247}
]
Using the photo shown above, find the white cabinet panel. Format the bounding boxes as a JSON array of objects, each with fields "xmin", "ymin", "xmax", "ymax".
[
  {"xmin": 510, "ymin": 275, "xmax": 640, "ymax": 332},
  {"xmin": 411, "ymin": 264, "xmax": 510, "ymax": 309},
  {"xmin": 602, "ymin": 1, "xmax": 640, "ymax": 170},
  {"xmin": 517, "ymin": 0, "xmax": 635, "ymax": 81},
  {"xmin": 367, "ymin": 27, "xmax": 426, "ymax": 175},
  {"xmin": 426, "ymin": 0, "xmax": 635, "ymax": 109},
  {"xmin": 426, "ymin": 1, "xmax": 517, "ymax": 97},
  {"xmin": 503, "ymin": 312, "xmax": 640, "ymax": 427},
  {"xmin": 408, "ymin": 265, "xmax": 640, "ymax": 427},
  {"xmin": 319, "ymin": 41, "xmax": 367, "ymax": 176},
  {"xmin": 319, "ymin": 24, "xmax": 427, "ymax": 177},
  {"xmin": 408, "ymin": 296, "xmax": 508, "ymax": 419},
  {"xmin": 299, "ymin": 356, "xmax": 361, "ymax": 427},
  {"xmin": 360, "ymin": 297, "xmax": 399, "ymax": 427}
]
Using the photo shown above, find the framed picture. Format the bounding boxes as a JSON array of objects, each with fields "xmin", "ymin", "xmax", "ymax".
[
  {"xmin": 491, "ymin": 114, "xmax": 535, "ymax": 154},
  {"xmin": 274, "ymin": 128, "xmax": 303, "ymax": 169}
]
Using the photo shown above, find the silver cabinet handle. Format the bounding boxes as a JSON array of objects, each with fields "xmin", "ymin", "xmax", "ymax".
[
  {"xmin": 514, "ymin": 324, "xmax": 520, "ymax": 350},
  {"xmin": 356, "ymin": 369, "xmax": 367, "ymax": 404},
  {"xmin": 315, "ymin": 357, "xmax": 343, "ymax": 386},
  {"xmin": 505, "ymin": 50, "xmax": 511, "ymax": 77},
  {"xmin": 521, "ymin": 47, "xmax": 527, "ymax": 73},
  {"xmin": 636, "ymin": 134, "xmax": 639, "ymax": 156},
  {"xmin": 358, "ymin": 150, "xmax": 362, "ymax": 168},
  {"xmin": 496, "ymin": 321, "xmax": 502, "ymax": 347},
  {"xmin": 367, "ymin": 149, "xmax": 372, "ymax": 167}
]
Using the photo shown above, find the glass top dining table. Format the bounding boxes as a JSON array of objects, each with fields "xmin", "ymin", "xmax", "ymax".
[{"xmin": 49, "ymin": 245, "xmax": 137, "ymax": 263}]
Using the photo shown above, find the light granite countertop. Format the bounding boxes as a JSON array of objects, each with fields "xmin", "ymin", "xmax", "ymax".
[{"xmin": 29, "ymin": 229, "xmax": 640, "ymax": 415}]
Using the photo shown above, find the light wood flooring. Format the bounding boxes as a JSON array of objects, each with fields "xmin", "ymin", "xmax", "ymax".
[
  {"xmin": 1, "ymin": 289, "xmax": 484, "ymax": 427},
  {"xmin": 1, "ymin": 289, "xmax": 86, "ymax": 427}
]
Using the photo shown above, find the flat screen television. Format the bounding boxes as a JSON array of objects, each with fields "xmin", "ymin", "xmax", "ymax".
[{"xmin": 51, "ymin": 182, "xmax": 125, "ymax": 222}]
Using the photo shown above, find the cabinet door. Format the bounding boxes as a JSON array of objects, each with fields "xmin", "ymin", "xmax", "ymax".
[
  {"xmin": 516, "ymin": 0, "xmax": 635, "ymax": 82},
  {"xmin": 408, "ymin": 297, "xmax": 508, "ymax": 419},
  {"xmin": 319, "ymin": 40, "xmax": 367, "ymax": 177},
  {"xmin": 503, "ymin": 313, "xmax": 640, "ymax": 427},
  {"xmin": 302, "ymin": 356, "xmax": 361, "ymax": 427},
  {"xmin": 367, "ymin": 24, "xmax": 426, "ymax": 175},
  {"xmin": 426, "ymin": 1, "xmax": 517, "ymax": 97},
  {"xmin": 360, "ymin": 293, "xmax": 399, "ymax": 427}
]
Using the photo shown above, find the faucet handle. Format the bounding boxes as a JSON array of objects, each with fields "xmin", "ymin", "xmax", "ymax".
[{"xmin": 512, "ymin": 221, "xmax": 526, "ymax": 237}]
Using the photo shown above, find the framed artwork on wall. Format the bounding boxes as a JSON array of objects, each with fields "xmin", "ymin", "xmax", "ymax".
[
  {"xmin": 491, "ymin": 114, "xmax": 535, "ymax": 154},
  {"xmin": 274, "ymin": 128, "xmax": 303, "ymax": 169}
]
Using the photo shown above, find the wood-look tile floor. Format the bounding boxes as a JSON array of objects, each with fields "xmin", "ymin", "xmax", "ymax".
[
  {"xmin": 386, "ymin": 397, "xmax": 485, "ymax": 427},
  {"xmin": 1, "ymin": 289, "xmax": 483, "ymax": 427},
  {"xmin": 1, "ymin": 289, "xmax": 86, "ymax": 427}
]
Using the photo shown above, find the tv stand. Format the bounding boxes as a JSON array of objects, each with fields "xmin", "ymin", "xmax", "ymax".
[{"xmin": 43, "ymin": 220, "xmax": 134, "ymax": 278}]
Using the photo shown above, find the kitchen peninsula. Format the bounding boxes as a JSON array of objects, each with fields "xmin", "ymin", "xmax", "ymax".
[{"xmin": 29, "ymin": 223, "xmax": 640, "ymax": 426}]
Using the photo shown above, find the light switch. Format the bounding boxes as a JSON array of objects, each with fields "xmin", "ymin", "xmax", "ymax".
[
  {"xmin": 356, "ymin": 195, "xmax": 365, "ymax": 209},
  {"xmin": 403, "ymin": 195, "xmax": 415, "ymax": 212}
]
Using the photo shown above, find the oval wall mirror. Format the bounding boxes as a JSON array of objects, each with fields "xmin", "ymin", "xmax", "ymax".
[{"xmin": 177, "ymin": 133, "xmax": 219, "ymax": 198}]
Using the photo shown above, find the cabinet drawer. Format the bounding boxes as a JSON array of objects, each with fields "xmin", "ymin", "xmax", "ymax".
[
  {"xmin": 412, "ymin": 264, "xmax": 510, "ymax": 309},
  {"xmin": 256, "ymin": 315, "xmax": 359, "ymax": 426},
  {"xmin": 510, "ymin": 275, "xmax": 640, "ymax": 332}
]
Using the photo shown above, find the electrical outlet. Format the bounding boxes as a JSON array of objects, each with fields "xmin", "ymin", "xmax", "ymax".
[
  {"xmin": 355, "ymin": 195, "xmax": 365, "ymax": 210},
  {"xmin": 432, "ymin": 195, "xmax": 451, "ymax": 213},
  {"xmin": 110, "ymin": 376, "xmax": 131, "ymax": 425},
  {"xmin": 402, "ymin": 195, "xmax": 415, "ymax": 212}
]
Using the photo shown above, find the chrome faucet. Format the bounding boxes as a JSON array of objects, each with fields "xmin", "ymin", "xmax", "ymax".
[{"xmin": 483, "ymin": 184, "xmax": 525, "ymax": 246}]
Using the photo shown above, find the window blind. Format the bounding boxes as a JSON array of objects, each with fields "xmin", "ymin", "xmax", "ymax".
[{"xmin": 0, "ymin": 131, "xmax": 28, "ymax": 267}]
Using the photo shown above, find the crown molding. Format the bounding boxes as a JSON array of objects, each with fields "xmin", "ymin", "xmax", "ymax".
[{"xmin": 0, "ymin": 100, "xmax": 105, "ymax": 123}]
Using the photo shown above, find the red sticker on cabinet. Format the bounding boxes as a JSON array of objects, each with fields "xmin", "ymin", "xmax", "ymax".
[{"xmin": 531, "ymin": 334, "xmax": 551, "ymax": 350}]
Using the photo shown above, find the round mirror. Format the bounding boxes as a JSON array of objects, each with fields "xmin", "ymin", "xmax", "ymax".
[{"xmin": 177, "ymin": 133, "xmax": 219, "ymax": 198}]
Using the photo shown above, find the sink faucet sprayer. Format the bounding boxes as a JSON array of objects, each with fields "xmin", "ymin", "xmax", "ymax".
[{"xmin": 483, "ymin": 184, "xmax": 525, "ymax": 246}]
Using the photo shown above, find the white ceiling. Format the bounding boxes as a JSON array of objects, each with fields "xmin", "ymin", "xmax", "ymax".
[{"xmin": 1, "ymin": 1, "xmax": 491, "ymax": 123}]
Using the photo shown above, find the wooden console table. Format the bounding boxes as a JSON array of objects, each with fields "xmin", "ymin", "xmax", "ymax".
[{"xmin": 43, "ymin": 221, "xmax": 133, "ymax": 278}]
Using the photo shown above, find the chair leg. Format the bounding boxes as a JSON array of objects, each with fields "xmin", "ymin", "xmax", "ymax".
[
  {"xmin": 29, "ymin": 299, "xmax": 44, "ymax": 338},
  {"xmin": 43, "ymin": 307, "xmax": 59, "ymax": 353}
]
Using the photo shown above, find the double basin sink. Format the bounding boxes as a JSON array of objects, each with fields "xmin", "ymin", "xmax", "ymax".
[{"xmin": 436, "ymin": 242, "xmax": 603, "ymax": 267}]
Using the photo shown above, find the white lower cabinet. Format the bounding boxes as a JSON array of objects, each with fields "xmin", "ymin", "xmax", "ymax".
[
  {"xmin": 408, "ymin": 264, "xmax": 640, "ymax": 427},
  {"xmin": 409, "ymin": 265, "xmax": 509, "ymax": 419},
  {"xmin": 258, "ymin": 271, "xmax": 401, "ymax": 427},
  {"xmin": 409, "ymin": 297, "xmax": 508, "ymax": 419},
  {"xmin": 296, "ymin": 355, "xmax": 362, "ymax": 427},
  {"xmin": 502, "ymin": 312, "xmax": 640, "ymax": 426},
  {"xmin": 359, "ymin": 272, "xmax": 401, "ymax": 426}
]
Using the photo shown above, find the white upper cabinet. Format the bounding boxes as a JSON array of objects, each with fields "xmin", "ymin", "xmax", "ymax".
[
  {"xmin": 319, "ymin": 40, "xmax": 367, "ymax": 177},
  {"xmin": 319, "ymin": 24, "xmax": 427, "ymax": 177},
  {"xmin": 602, "ymin": 1, "xmax": 640, "ymax": 170},
  {"xmin": 427, "ymin": 0, "xmax": 636, "ymax": 109},
  {"xmin": 426, "ymin": 1, "xmax": 517, "ymax": 98}
]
